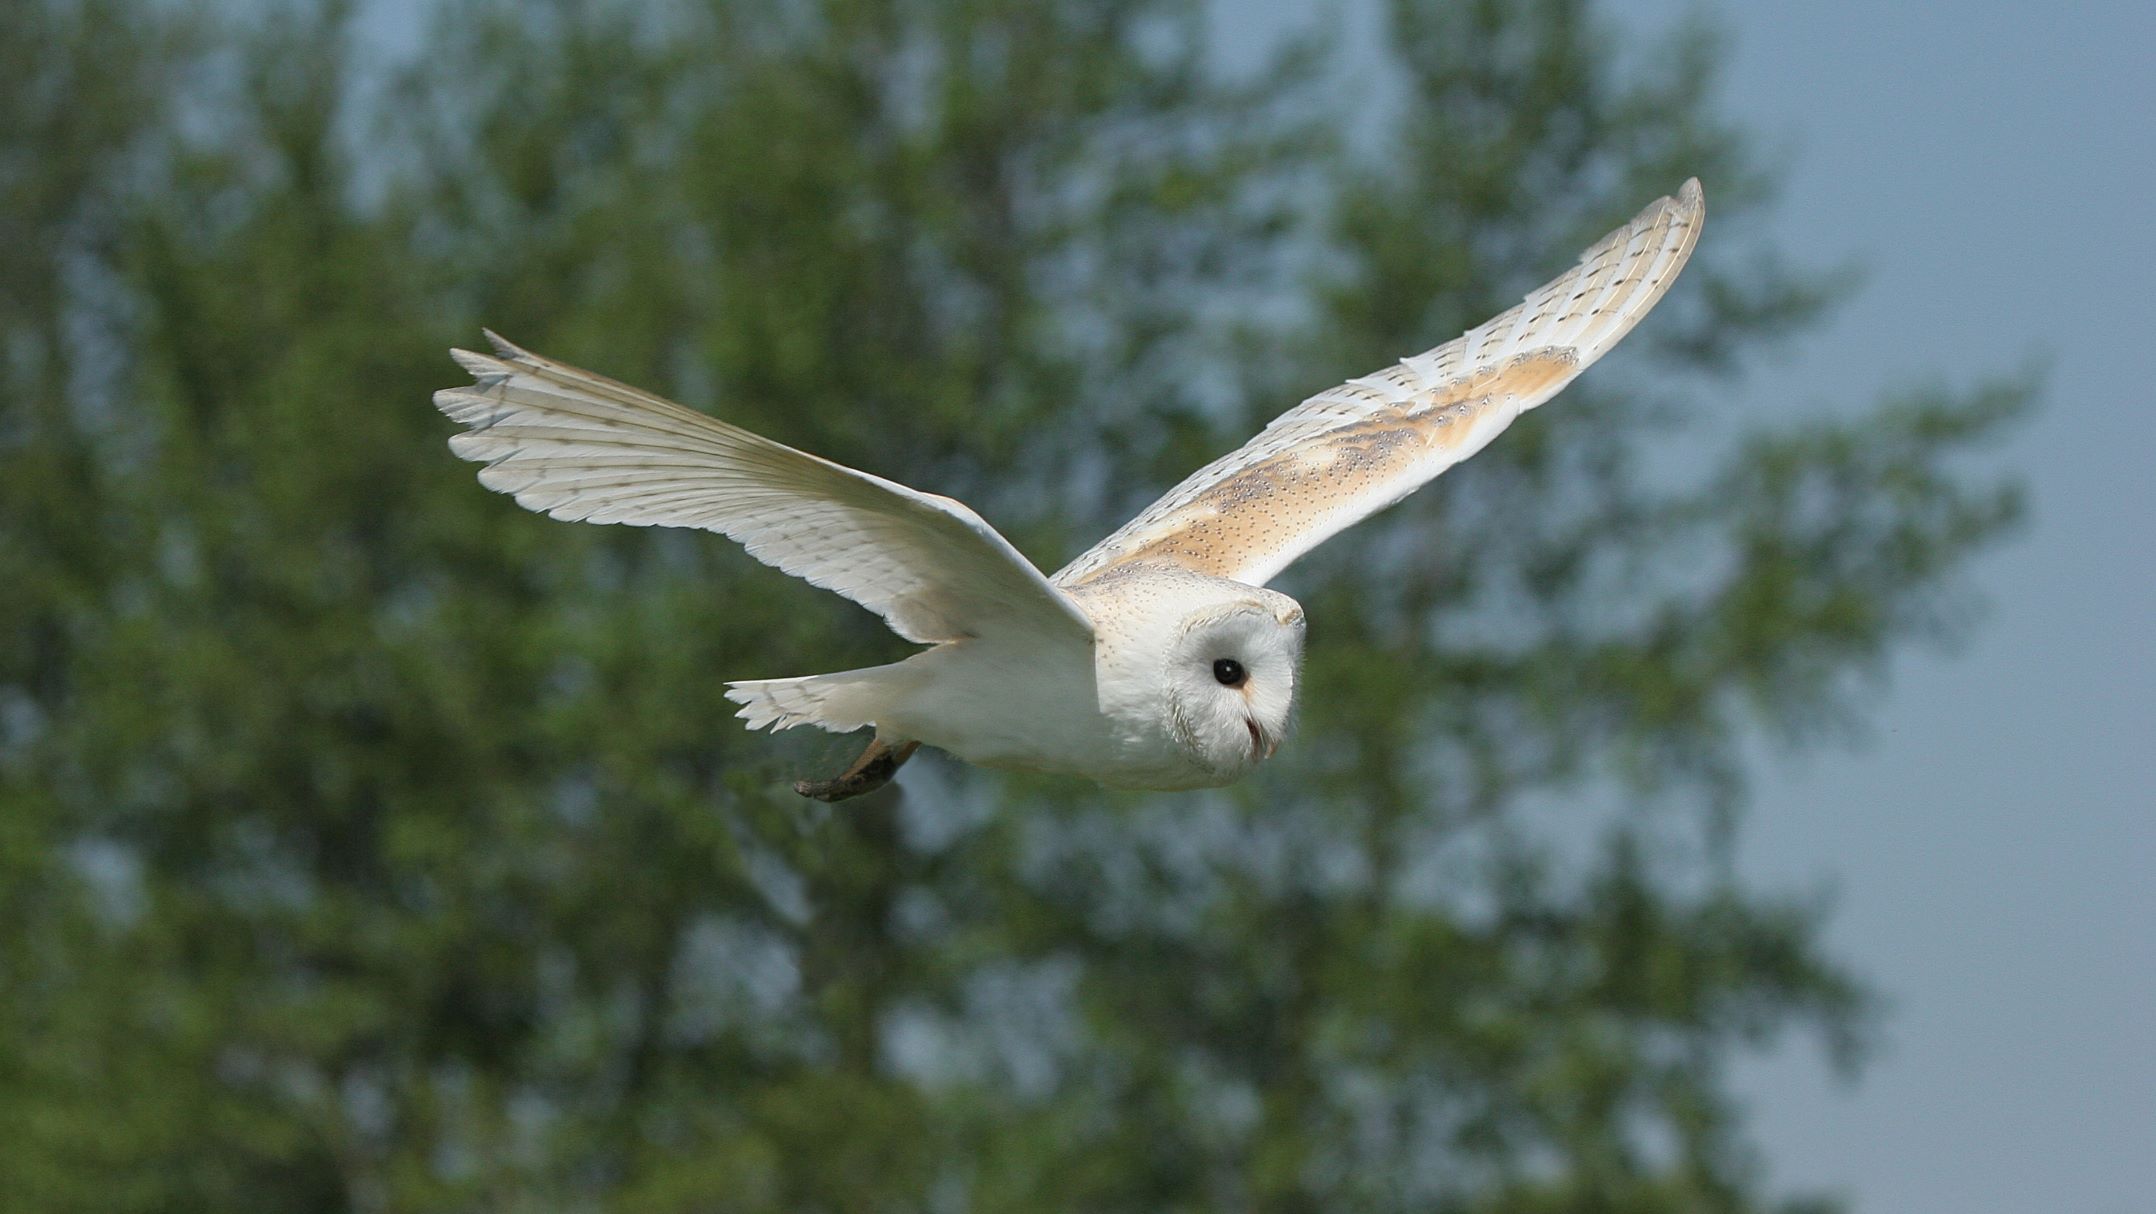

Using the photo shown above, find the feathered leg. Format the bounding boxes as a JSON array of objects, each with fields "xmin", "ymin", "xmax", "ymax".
[{"xmin": 793, "ymin": 738, "xmax": 919, "ymax": 802}]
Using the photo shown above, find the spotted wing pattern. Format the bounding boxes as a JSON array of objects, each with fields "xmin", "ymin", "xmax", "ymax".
[{"xmin": 1058, "ymin": 179, "xmax": 1704, "ymax": 588}]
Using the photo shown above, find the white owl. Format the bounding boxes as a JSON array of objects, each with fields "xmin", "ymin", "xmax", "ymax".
[{"xmin": 436, "ymin": 181, "xmax": 1703, "ymax": 799}]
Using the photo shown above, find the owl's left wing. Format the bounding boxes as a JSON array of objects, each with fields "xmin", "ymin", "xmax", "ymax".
[
  {"xmin": 1057, "ymin": 179, "xmax": 1703, "ymax": 589},
  {"xmin": 436, "ymin": 333, "xmax": 1093, "ymax": 647}
]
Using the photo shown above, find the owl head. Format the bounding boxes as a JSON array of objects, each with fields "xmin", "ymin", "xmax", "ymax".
[
  {"xmin": 1067, "ymin": 567, "xmax": 1308, "ymax": 785},
  {"xmin": 1158, "ymin": 588, "xmax": 1306, "ymax": 776}
]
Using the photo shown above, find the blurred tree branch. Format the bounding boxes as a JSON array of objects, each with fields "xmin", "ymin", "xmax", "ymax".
[{"xmin": 0, "ymin": 0, "xmax": 2030, "ymax": 1210}]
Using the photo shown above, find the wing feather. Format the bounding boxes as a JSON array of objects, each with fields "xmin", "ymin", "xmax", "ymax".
[
  {"xmin": 1059, "ymin": 180, "xmax": 1704, "ymax": 587},
  {"xmin": 435, "ymin": 333, "xmax": 1092, "ymax": 645}
]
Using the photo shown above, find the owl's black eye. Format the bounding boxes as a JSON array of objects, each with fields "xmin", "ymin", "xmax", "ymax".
[{"xmin": 1212, "ymin": 658, "xmax": 1247, "ymax": 687}]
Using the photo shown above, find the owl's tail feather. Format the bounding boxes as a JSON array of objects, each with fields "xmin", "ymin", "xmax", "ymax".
[
  {"xmin": 725, "ymin": 665, "xmax": 920, "ymax": 801},
  {"xmin": 724, "ymin": 664, "xmax": 903, "ymax": 735}
]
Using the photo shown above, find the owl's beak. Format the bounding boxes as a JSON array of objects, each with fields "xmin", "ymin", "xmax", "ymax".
[{"xmin": 1244, "ymin": 716, "xmax": 1276, "ymax": 761}]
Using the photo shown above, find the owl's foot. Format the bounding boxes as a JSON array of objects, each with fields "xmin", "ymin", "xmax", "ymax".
[{"xmin": 793, "ymin": 738, "xmax": 919, "ymax": 802}]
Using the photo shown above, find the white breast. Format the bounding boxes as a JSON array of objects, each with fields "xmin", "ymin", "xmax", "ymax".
[{"xmin": 868, "ymin": 568, "xmax": 1247, "ymax": 790}]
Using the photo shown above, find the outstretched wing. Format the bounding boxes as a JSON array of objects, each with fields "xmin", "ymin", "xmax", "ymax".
[
  {"xmin": 436, "ymin": 333, "xmax": 1092, "ymax": 646},
  {"xmin": 1058, "ymin": 179, "xmax": 1704, "ymax": 588}
]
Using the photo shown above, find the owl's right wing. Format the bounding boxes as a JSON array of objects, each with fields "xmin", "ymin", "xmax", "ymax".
[
  {"xmin": 1058, "ymin": 180, "xmax": 1702, "ymax": 589},
  {"xmin": 436, "ymin": 333, "xmax": 1093, "ymax": 647}
]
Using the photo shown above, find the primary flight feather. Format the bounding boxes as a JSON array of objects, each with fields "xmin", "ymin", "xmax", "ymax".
[{"xmin": 435, "ymin": 180, "xmax": 1704, "ymax": 799}]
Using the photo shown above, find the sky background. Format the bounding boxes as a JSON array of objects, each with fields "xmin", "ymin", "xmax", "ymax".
[
  {"xmin": 1591, "ymin": 2, "xmax": 2156, "ymax": 1210},
  {"xmin": 1216, "ymin": 0, "xmax": 2153, "ymax": 1206}
]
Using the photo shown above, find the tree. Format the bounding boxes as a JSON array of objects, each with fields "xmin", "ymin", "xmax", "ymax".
[{"xmin": 0, "ymin": 0, "xmax": 2026, "ymax": 1209}]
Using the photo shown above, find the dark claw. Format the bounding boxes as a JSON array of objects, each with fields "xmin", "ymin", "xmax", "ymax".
[{"xmin": 793, "ymin": 739, "xmax": 919, "ymax": 802}]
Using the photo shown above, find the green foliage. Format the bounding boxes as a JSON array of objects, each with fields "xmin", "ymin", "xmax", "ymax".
[{"xmin": 0, "ymin": 0, "xmax": 2028, "ymax": 1209}]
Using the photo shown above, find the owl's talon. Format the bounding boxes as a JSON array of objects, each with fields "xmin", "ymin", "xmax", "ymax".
[{"xmin": 794, "ymin": 738, "xmax": 918, "ymax": 802}]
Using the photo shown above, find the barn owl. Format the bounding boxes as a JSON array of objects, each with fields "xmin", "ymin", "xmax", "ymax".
[{"xmin": 436, "ymin": 180, "xmax": 1703, "ymax": 800}]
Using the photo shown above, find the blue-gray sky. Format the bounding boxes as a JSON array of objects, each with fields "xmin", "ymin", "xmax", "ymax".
[
  {"xmin": 1218, "ymin": 0, "xmax": 2153, "ymax": 1205},
  {"xmin": 1592, "ymin": 2, "xmax": 2155, "ymax": 1209}
]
